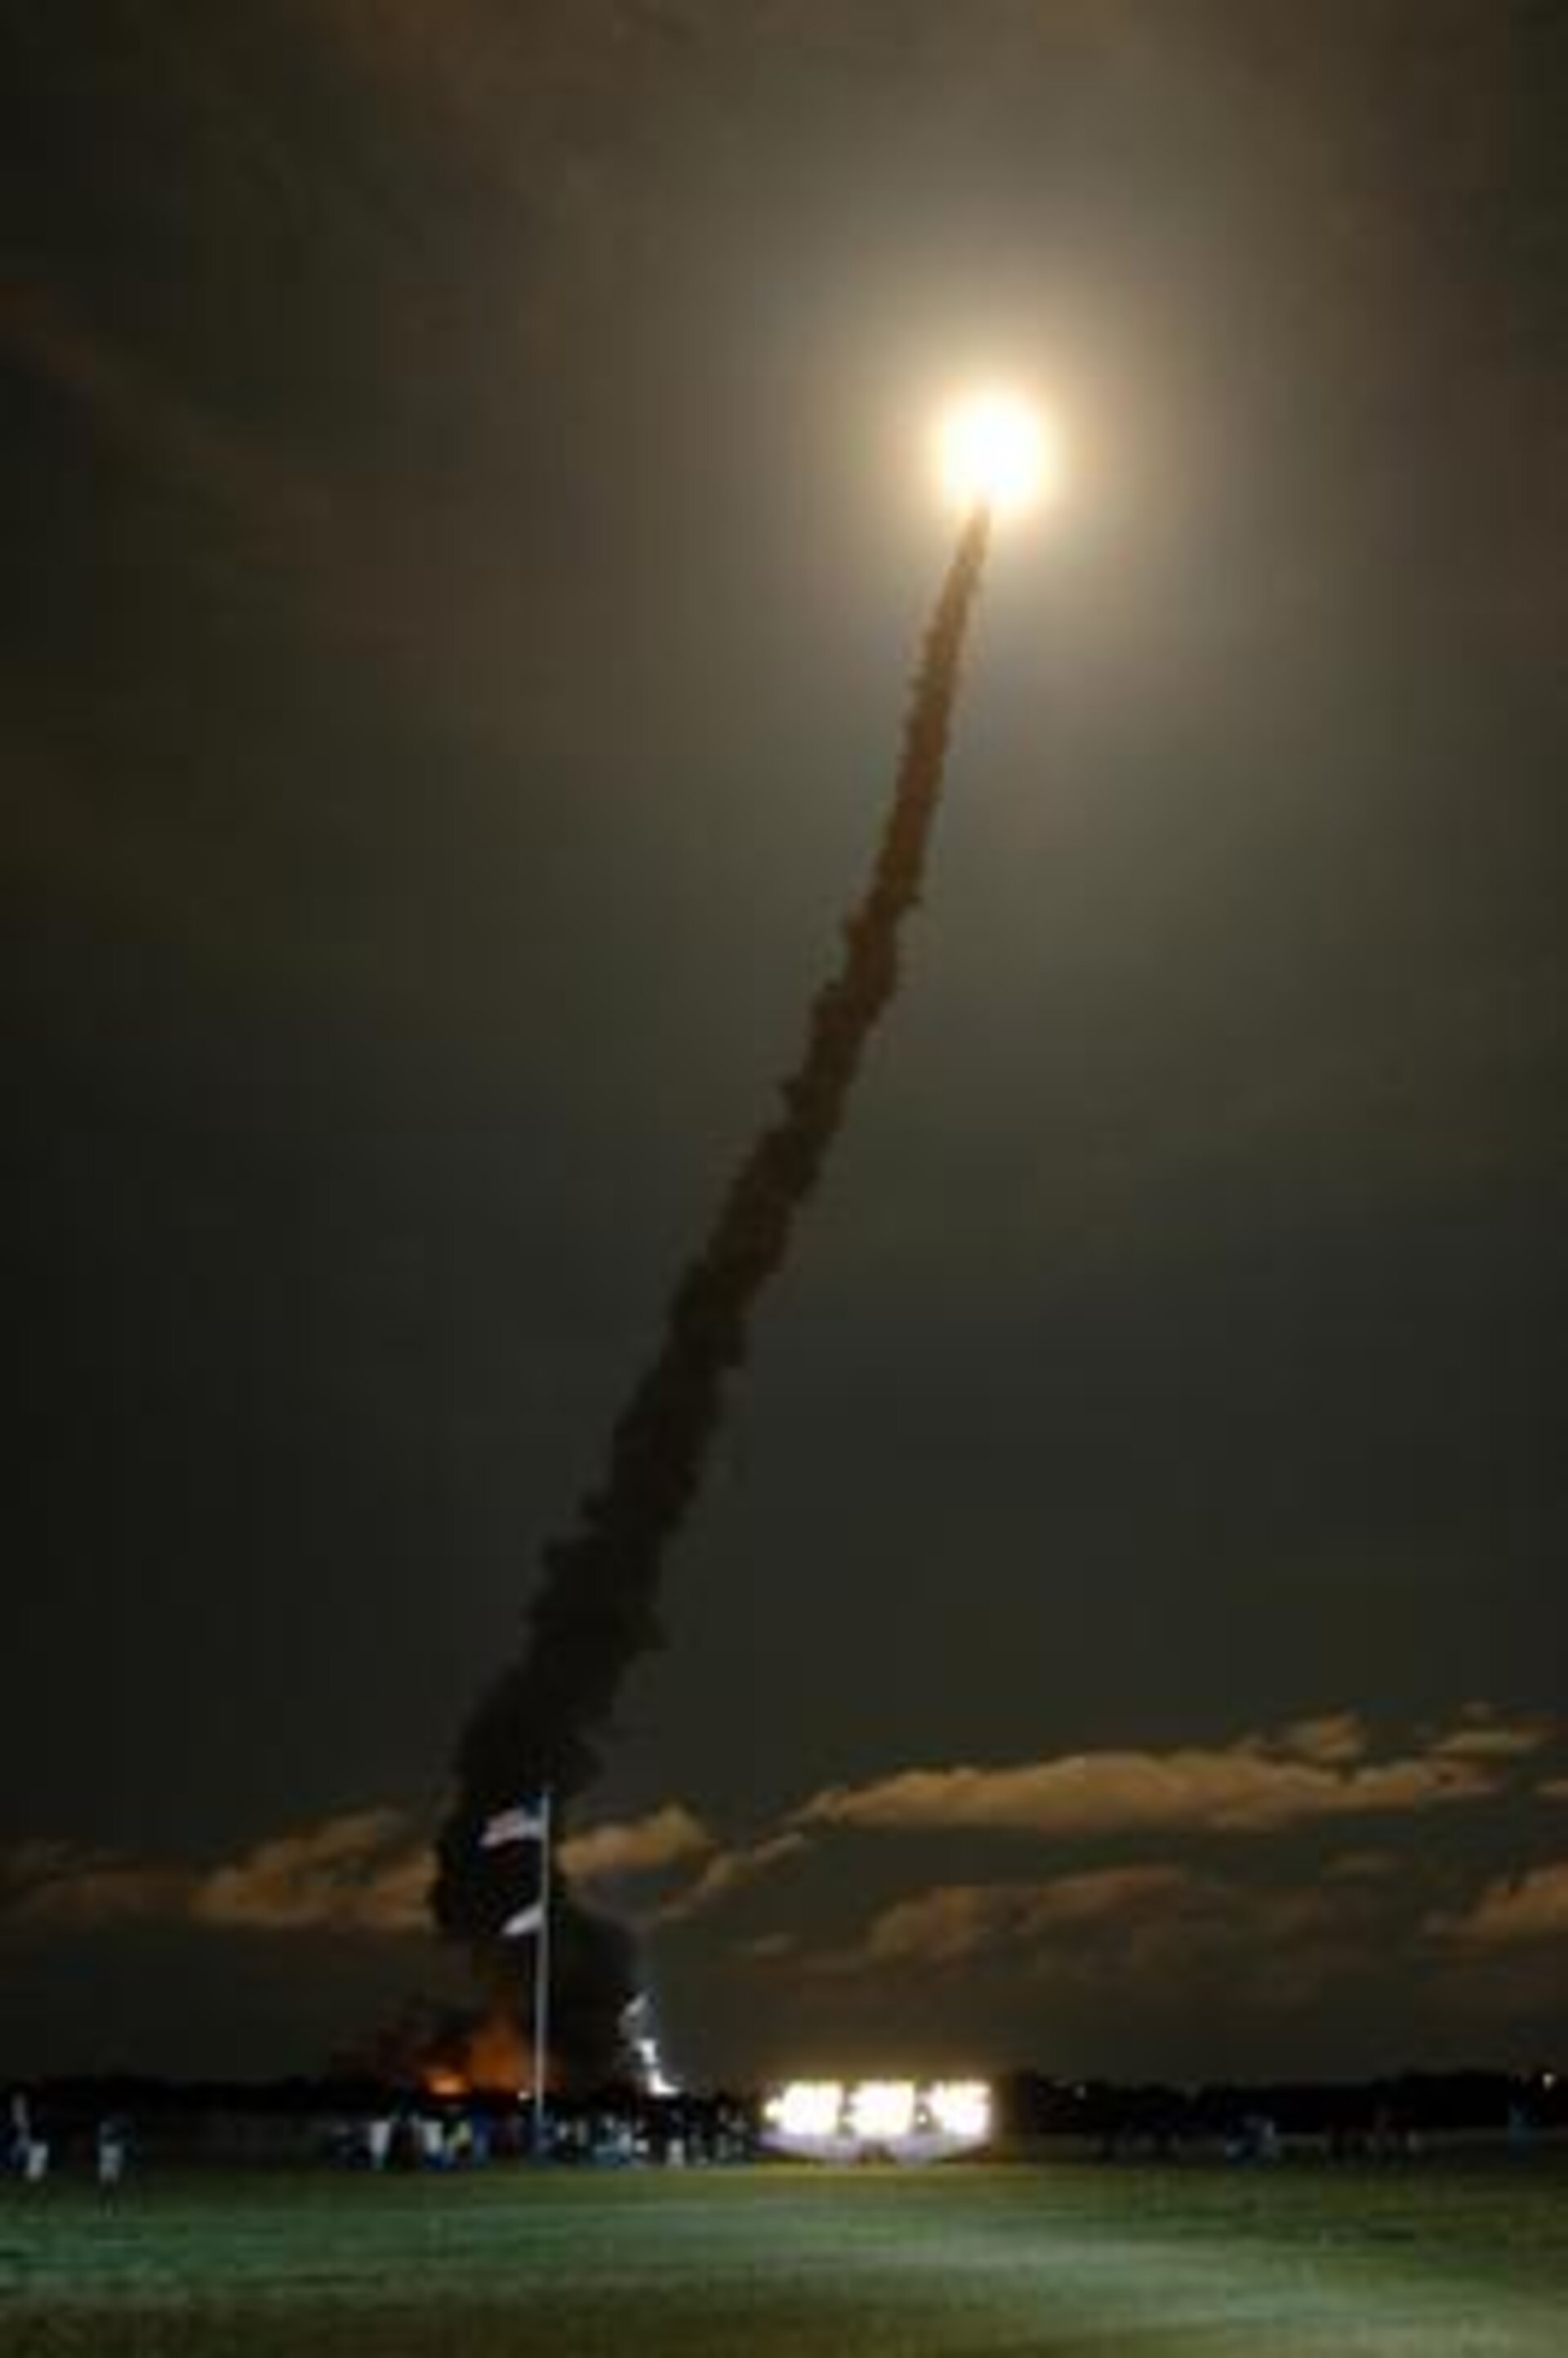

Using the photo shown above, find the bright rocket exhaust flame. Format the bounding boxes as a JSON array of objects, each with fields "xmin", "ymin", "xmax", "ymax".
[{"xmin": 937, "ymin": 390, "xmax": 1058, "ymax": 519}]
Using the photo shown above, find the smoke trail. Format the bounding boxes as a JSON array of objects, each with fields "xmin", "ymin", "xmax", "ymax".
[{"xmin": 434, "ymin": 507, "xmax": 992, "ymax": 2069}]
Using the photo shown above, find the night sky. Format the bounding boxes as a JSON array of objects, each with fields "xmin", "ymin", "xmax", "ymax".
[{"xmin": 5, "ymin": 2, "xmax": 1566, "ymax": 2088}]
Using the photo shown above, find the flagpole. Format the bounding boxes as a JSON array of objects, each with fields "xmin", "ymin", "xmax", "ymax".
[{"xmin": 532, "ymin": 1789, "xmax": 551, "ymax": 2160}]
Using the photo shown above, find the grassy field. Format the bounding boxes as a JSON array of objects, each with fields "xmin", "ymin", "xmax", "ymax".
[{"xmin": 2, "ymin": 2156, "xmax": 1566, "ymax": 2356}]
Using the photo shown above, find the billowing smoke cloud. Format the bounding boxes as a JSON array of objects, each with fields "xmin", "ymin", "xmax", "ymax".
[{"xmin": 433, "ymin": 510, "xmax": 992, "ymax": 2075}]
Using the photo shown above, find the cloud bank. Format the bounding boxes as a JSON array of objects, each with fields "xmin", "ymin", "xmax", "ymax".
[
  {"xmin": 0, "ymin": 1801, "xmax": 708, "ymax": 1939},
  {"xmin": 5, "ymin": 1710, "xmax": 1556, "ymax": 1986},
  {"xmin": 1432, "ymin": 1861, "xmax": 1568, "ymax": 1950},
  {"xmin": 792, "ymin": 1714, "xmax": 1527, "ymax": 1843}
]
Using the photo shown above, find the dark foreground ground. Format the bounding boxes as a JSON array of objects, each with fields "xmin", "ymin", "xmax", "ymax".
[{"xmin": 3, "ymin": 2155, "xmax": 1566, "ymax": 2356}]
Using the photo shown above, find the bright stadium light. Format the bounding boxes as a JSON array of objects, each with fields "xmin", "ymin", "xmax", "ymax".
[
  {"xmin": 763, "ymin": 2077, "xmax": 994, "ymax": 2163},
  {"xmin": 927, "ymin": 2081, "xmax": 992, "ymax": 2142},
  {"xmin": 766, "ymin": 2081, "xmax": 845, "ymax": 2142},
  {"xmin": 850, "ymin": 2081, "xmax": 917, "ymax": 2142}
]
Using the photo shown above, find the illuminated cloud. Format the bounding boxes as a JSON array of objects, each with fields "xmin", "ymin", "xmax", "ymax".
[
  {"xmin": 1, "ymin": 1841, "xmax": 191, "ymax": 1930},
  {"xmin": 5, "ymin": 1702, "xmax": 1551, "ymax": 1956},
  {"xmin": 817, "ymin": 1863, "xmax": 1389, "ymax": 2013},
  {"xmin": 1431, "ymin": 1861, "xmax": 1568, "ymax": 1949},
  {"xmin": 795, "ymin": 1716, "xmax": 1507, "ymax": 1843},
  {"xmin": 1429, "ymin": 1714, "xmax": 1553, "ymax": 1763},
  {"xmin": 0, "ymin": 1799, "xmax": 714, "ymax": 1940},
  {"xmin": 559, "ymin": 1803, "xmax": 711, "ymax": 1883},
  {"xmin": 840, "ymin": 1865, "xmax": 1196, "ymax": 1973},
  {"xmin": 1274, "ymin": 1712, "xmax": 1370, "ymax": 1764},
  {"xmin": 189, "ymin": 1810, "xmax": 427, "ymax": 1934},
  {"xmin": 656, "ymin": 1833, "xmax": 810, "ymax": 1925},
  {"xmin": 1, "ymin": 1813, "xmax": 430, "ymax": 1938}
]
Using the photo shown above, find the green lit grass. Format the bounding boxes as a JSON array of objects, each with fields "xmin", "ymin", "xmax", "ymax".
[{"xmin": 3, "ymin": 2158, "xmax": 1566, "ymax": 2355}]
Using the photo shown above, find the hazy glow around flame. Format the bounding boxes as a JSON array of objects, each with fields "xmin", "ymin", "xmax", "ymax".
[{"xmin": 937, "ymin": 390, "xmax": 1058, "ymax": 518}]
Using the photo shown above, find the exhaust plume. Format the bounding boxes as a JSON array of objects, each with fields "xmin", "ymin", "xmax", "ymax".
[{"xmin": 434, "ymin": 508, "xmax": 992, "ymax": 2072}]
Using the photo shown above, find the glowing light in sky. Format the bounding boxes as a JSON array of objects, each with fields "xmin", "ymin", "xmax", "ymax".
[{"xmin": 936, "ymin": 389, "xmax": 1059, "ymax": 518}]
